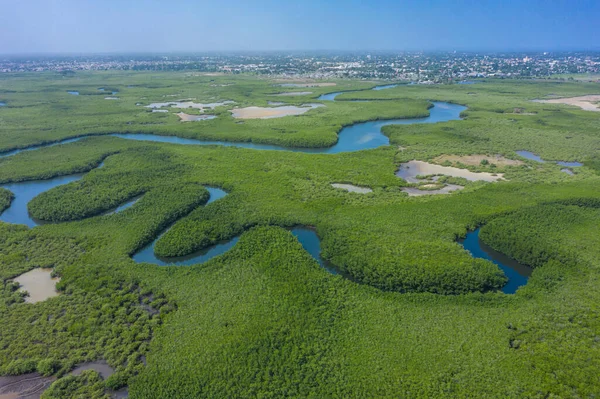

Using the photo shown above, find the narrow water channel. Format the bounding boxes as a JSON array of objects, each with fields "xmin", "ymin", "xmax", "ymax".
[{"xmin": 458, "ymin": 228, "xmax": 532, "ymax": 294}]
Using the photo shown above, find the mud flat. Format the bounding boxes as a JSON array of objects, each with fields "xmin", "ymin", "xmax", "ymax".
[
  {"xmin": 273, "ymin": 91, "xmax": 313, "ymax": 96},
  {"xmin": 176, "ymin": 113, "xmax": 217, "ymax": 122},
  {"xmin": 0, "ymin": 373, "xmax": 55, "ymax": 399},
  {"xmin": 533, "ymin": 95, "xmax": 600, "ymax": 112},
  {"xmin": 396, "ymin": 160, "xmax": 503, "ymax": 183},
  {"xmin": 230, "ymin": 104, "xmax": 323, "ymax": 119},
  {"xmin": 331, "ymin": 183, "xmax": 373, "ymax": 193},
  {"xmin": 145, "ymin": 100, "xmax": 234, "ymax": 110},
  {"xmin": 434, "ymin": 154, "xmax": 524, "ymax": 167},
  {"xmin": 71, "ymin": 362, "xmax": 114, "ymax": 379},
  {"xmin": 13, "ymin": 268, "xmax": 60, "ymax": 303}
]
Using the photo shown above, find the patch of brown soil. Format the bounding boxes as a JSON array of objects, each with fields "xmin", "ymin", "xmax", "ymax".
[{"xmin": 434, "ymin": 154, "xmax": 523, "ymax": 167}]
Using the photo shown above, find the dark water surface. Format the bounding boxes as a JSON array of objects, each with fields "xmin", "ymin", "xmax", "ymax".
[
  {"xmin": 0, "ymin": 174, "xmax": 84, "ymax": 228},
  {"xmin": 458, "ymin": 228, "xmax": 532, "ymax": 294},
  {"xmin": 517, "ymin": 150, "xmax": 583, "ymax": 167}
]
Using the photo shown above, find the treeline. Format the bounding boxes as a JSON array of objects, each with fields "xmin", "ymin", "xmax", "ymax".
[{"xmin": 0, "ymin": 188, "xmax": 13, "ymax": 213}]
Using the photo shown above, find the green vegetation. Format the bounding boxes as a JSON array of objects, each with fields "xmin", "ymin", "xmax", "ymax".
[
  {"xmin": 0, "ymin": 188, "xmax": 13, "ymax": 213},
  {"xmin": 0, "ymin": 71, "xmax": 599, "ymax": 397}
]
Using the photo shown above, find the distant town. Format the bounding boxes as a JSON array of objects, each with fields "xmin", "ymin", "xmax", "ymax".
[{"xmin": 2, "ymin": 52, "xmax": 599, "ymax": 83}]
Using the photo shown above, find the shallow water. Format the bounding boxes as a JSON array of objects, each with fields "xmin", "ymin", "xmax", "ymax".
[
  {"xmin": 131, "ymin": 187, "xmax": 231, "ymax": 266},
  {"xmin": 557, "ymin": 161, "xmax": 583, "ymax": 167},
  {"xmin": 0, "ymin": 174, "xmax": 84, "ymax": 228},
  {"xmin": 103, "ymin": 196, "xmax": 141, "ymax": 216},
  {"xmin": 331, "ymin": 183, "xmax": 372, "ymax": 193},
  {"xmin": 13, "ymin": 268, "xmax": 60, "ymax": 303},
  {"xmin": 67, "ymin": 91, "xmax": 79, "ymax": 95},
  {"xmin": 372, "ymin": 84, "xmax": 398, "ymax": 90},
  {"xmin": 458, "ymin": 228, "xmax": 532, "ymax": 294},
  {"xmin": 0, "ymin": 137, "xmax": 81, "ymax": 158},
  {"xmin": 318, "ymin": 83, "xmax": 400, "ymax": 100},
  {"xmin": 71, "ymin": 362, "xmax": 114, "ymax": 379},
  {"xmin": 517, "ymin": 150, "xmax": 583, "ymax": 167},
  {"xmin": 516, "ymin": 150, "xmax": 545, "ymax": 163},
  {"xmin": 0, "ymin": 102, "xmax": 6, "ymax": 107},
  {"xmin": 176, "ymin": 113, "xmax": 217, "ymax": 122},
  {"xmin": 396, "ymin": 160, "xmax": 503, "ymax": 183},
  {"xmin": 561, "ymin": 168, "xmax": 575, "ymax": 175}
]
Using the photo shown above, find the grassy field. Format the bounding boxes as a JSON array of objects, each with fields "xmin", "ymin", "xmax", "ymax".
[{"xmin": 0, "ymin": 71, "xmax": 599, "ymax": 397}]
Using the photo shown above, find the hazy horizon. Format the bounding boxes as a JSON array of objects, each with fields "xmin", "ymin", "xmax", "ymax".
[{"xmin": 1, "ymin": 0, "xmax": 599, "ymax": 54}]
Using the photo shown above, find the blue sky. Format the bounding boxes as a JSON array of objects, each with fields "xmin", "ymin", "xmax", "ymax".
[{"xmin": 1, "ymin": 0, "xmax": 598, "ymax": 53}]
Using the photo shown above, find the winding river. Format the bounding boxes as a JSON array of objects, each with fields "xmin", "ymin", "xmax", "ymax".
[
  {"xmin": 458, "ymin": 228, "xmax": 532, "ymax": 294},
  {"xmin": 0, "ymin": 83, "xmax": 528, "ymax": 293},
  {"xmin": 112, "ymin": 101, "xmax": 465, "ymax": 154}
]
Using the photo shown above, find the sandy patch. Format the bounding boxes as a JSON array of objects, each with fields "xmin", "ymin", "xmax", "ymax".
[
  {"xmin": 176, "ymin": 113, "xmax": 217, "ymax": 122},
  {"xmin": 434, "ymin": 154, "xmax": 523, "ymax": 167},
  {"xmin": 533, "ymin": 95, "xmax": 600, "ymax": 112},
  {"xmin": 13, "ymin": 268, "xmax": 60, "ymax": 303},
  {"xmin": 402, "ymin": 185, "xmax": 464, "ymax": 196},
  {"xmin": 145, "ymin": 100, "xmax": 234, "ymax": 110},
  {"xmin": 273, "ymin": 92, "xmax": 313, "ymax": 96},
  {"xmin": 331, "ymin": 183, "xmax": 373, "ymax": 194},
  {"xmin": 231, "ymin": 104, "xmax": 323, "ymax": 119},
  {"xmin": 397, "ymin": 160, "xmax": 504, "ymax": 183}
]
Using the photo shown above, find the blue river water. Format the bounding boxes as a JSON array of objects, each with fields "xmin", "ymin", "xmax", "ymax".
[
  {"xmin": 112, "ymin": 101, "xmax": 465, "ymax": 154},
  {"xmin": 0, "ymin": 174, "xmax": 85, "ymax": 228},
  {"xmin": 458, "ymin": 228, "xmax": 532, "ymax": 294}
]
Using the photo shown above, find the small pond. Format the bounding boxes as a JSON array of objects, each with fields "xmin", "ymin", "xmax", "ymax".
[{"xmin": 13, "ymin": 268, "xmax": 60, "ymax": 303}]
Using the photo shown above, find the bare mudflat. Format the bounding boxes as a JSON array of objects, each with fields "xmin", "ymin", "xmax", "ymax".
[
  {"xmin": 533, "ymin": 95, "xmax": 600, "ymax": 111},
  {"xmin": 13, "ymin": 268, "xmax": 60, "ymax": 303},
  {"xmin": 145, "ymin": 100, "xmax": 234, "ymax": 110},
  {"xmin": 434, "ymin": 154, "xmax": 523, "ymax": 167},
  {"xmin": 71, "ymin": 362, "xmax": 115, "ymax": 379},
  {"xmin": 0, "ymin": 373, "xmax": 55, "ymax": 399},
  {"xmin": 231, "ymin": 104, "xmax": 323, "ymax": 119},
  {"xmin": 176, "ymin": 113, "xmax": 217, "ymax": 122},
  {"xmin": 331, "ymin": 183, "xmax": 373, "ymax": 194},
  {"xmin": 397, "ymin": 160, "xmax": 504, "ymax": 183},
  {"xmin": 273, "ymin": 92, "xmax": 313, "ymax": 96}
]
